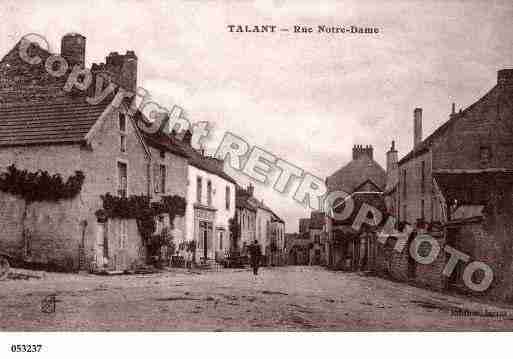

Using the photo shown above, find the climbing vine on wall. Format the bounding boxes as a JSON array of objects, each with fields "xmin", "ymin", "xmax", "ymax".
[
  {"xmin": 0, "ymin": 164, "xmax": 85, "ymax": 202},
  {"xmin": 96, "ymin": 193, "xmax": 187, "ymax": 244}
]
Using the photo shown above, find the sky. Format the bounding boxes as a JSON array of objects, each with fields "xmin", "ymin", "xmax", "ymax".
[{"xmin": 1, "ymin": 0, "xmax": 512, "ymax": 232}]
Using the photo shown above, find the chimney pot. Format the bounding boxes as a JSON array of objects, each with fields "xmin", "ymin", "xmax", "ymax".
[
  {"xmin": 61, "ymin": 33, "xmax": 86, "ymax": 68},
  {"xmin": 414, "ymin": 108, "xmax": 423, "ymax": 147}
]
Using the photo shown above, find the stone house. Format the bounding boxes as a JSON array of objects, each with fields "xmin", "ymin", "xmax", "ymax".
[
  {"xmin": 235, "ymin": 184, "xmax": 257, "ymax": 254},
  {"xmin": 324, "ymin": 145, "xmax": 386, "ymax": 270},
  {"xmin": 139, "ymin": 127, "xmax": 189, "ymax": 248},
  {"xmin": 285, "ymin": 232, "xmax": 310, "ymax": 265},
  {"xmin": 253, "ymin": 200, "xmax": 274, "ymax": 264},
  {"xmin": 382, "ymin": 69, "xmax": 513, "ymax": 301},
  {"xmin": 0, "ymin": 34, "xmax": 158, "ymax": 271},
  {"xmin": 234, "ymin": 183, "xmax": 286, "ymax": 265},
  {"xmin": 308, "ymin": 211, "xmax": 327, "ymax": 265},
  {"xmin": 177, "ymin": 136, "xmax": 236, "ymax": 264},
  {"xmin": 269, "ymin": 211, "xmax": 285, "ymax": 266}
]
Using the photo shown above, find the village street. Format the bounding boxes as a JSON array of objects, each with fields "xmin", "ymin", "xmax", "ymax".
[{"xmin": 1, "ymin": 266, "xmax": 513, "ymax": 331}]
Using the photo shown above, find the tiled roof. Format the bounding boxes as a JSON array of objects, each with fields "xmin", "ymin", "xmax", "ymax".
[
  {"xmin": 327, "ymin": 156, "xmax": 386, "ymax": 193},
  {"xmin": 176, "ymin": 141, "xmax": 237, "ymax": 184},
  {"xmin": 0, "ymin": 98, "xmax": 109, "ymax": 147},
  {"xmin": 398, "ymin": 85, "xmax": 498, "ymax": 165},
  {"xmin": 139, "ymin": 131, "xmax": 188, "ymax": 158}
]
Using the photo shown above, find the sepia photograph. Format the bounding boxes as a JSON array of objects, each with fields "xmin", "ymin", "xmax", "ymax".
[{"xmin": 0, "ymin": 0, "xmax": 513, "ymax": 356}]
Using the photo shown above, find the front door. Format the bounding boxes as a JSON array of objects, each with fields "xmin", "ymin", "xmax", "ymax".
[
  {"xmin": 203, "ymin": 225, "xmax": 208, "ymax": 259},
  {"xmin": 199, "ymin": 221, "xmax": 213, "ymax": 260}
]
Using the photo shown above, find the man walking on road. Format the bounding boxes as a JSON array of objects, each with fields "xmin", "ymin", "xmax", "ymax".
[{"xmin": 248, "ymin": 240, "xmax": 262, "ymax": 275}]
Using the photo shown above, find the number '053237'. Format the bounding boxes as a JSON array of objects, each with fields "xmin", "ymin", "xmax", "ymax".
[{"xmin": 10, "ymin": 344, "xmax": 43, "ymax": 352}]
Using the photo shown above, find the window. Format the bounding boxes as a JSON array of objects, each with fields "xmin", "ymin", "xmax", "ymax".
[
  {"xmin": 119, "ymin": 113, "xmax": 127, "ymax": 132},
  {"xmin": 197, "ymin": 177, "xmax": 202, "ymax": 204},
  {"xmin": 403, "ymin": 205, "xmax": 407, "ymax": 222},
  {"xmin": 119, "ymin": 113, "xmax": 127, "ymax": 153},
  {"xmin": 146, "ymin": 163, "xmax": 151, "ymax": 195},
  {"xmin": 24, "ymin": 235, "xmax": 31, "ymax": 258},
  {"xmin": 153, "ymin": 164, "xmax": 159, "ymax": 193},
  {"xmin": 402, "ymin": 169, "xmax": 407, "ymax": 198},
  {"xmin": 159, "ymin": 165, "xmax": 166, "ymax": 193},
  {"xmin": 225, "ymin": 186, "xmax": 231, "ymax": 210},
  {"xmin": 207, "ymin": 180, "xmax": 212, "ymax": 206},
  {"xmin": 421, "ymin": 161, "xmax": 425, "ymax": 194},
  {"xmin": 120, "ymin": 135, "xmax": 127, "ymax": 152},
  {"xmin": 119, "ymin": 220, "xmax": 128, "ymax": 249},
  {"xmin": 421, "ymin": 199, "xmax": 425, "ymax": 220},
  {"xmin": 219, "ymin": 231, "xmax": 224, "ymax": 250},
  {"xmin": 117, "ymin": 161, "xmax": 128, "ymax": 197},
  {"xmin": 480, "ymin": 146, "xmax": 491, "ymax": 166},
  {"xmin": 155, "ymin": 215, "xmax": 164, "ymax": 233}
]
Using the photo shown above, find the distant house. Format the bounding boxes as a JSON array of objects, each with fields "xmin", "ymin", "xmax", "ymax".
[
  {"xmin": 324, "ymin": 145, "xmax": 386, "ymax": 270},
  {"xmin": 235, "ymin": 184, "xmax": 256, "ymax": 253},
  {"xmin": 269, "ymin": 211, "xmax": 285, "ymax": 266},
  {"xmin": 234, "ymin": 183, "xmax": 286, "ymax": 265}
]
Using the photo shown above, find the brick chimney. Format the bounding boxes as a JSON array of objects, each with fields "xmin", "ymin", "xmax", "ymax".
[
  {"xmin": 121, "ymin": 50, "xmax": 137, "ymax": 92},
  {"xmin": 104, "ymin": 50, "xmax": 138, "ymax": 92},
  {"xmin": 352, "ymin": 145, "xmax": 373, "ymax": 160},
  {"xmin": 498, "ymin": 69, "xmax": 513, "ymax": 85},
  {"xmin": 386, "ymin": 140, "xmax": 398, "ymax": 174},
  {"xmin": 414, "ymin": 108, "xmax": 423, "ymax": 147},
  {"xmin": 61, "ymin": 33, "xmax": 86, "ymax": 68}
]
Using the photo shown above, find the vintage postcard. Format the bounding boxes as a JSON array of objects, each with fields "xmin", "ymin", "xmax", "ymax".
[{"xmin": 0, "ymin": 0, "xmax": 513, "ymax": 356}]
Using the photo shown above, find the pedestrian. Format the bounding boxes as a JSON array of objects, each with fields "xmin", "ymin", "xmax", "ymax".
[{"xmin": 248, "ymin": 240, "xmax": 261, "ymax": 275}]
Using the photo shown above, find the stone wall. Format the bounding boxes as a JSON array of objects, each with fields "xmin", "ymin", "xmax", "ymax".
[{"xmin": 0, "ymin": 190, "xmax": 84, "ymax": 271}]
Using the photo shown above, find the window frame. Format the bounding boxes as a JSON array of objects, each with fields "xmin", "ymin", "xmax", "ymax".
[
  {"xmin": 159, "ymin": 164, "xmax": 167, "ymax": 194},
  {"xmin": 225, "ymin": 185, "xmax": 231, "ymax": 210},
  {"xmin": 196, "ymin": 176, "xmax": 203, "ymax": 204},
  {"xmin": 119, "ymin": 113, "xmax": 127, "ymax": 153},
  {"xmin": 207, "ymin": 180, "xmax": 212, "ymax": 206},
  {"xmin": 117, "ymin": 160, "xmax": 129, "ymax": 198}
]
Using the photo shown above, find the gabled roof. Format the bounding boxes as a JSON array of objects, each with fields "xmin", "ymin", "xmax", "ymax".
[
  {"xmin": 331, "ymin": 191, "xmax": 386, "ymax": 227},
  {"xmin": 176, "ymin": 140, "xmax": 237, "ymax": 184},
  {"xmin": 327, "ymin": 155, "xmax": 386, "ymax": 193},
  {"xmin": 398, "ymin": 85, "xmax": 499, "ymax": 166},
  {"xmin": 139, "ymin": 131, "xmax": 188, "ymax": 159},
  {"xmin": 0, "ymin": 98, "xmax": 110, "ymax": 147},
  {"xmin": 270, "ymin": 210, "xmax": 284, "ymax": 224},
  {"xmin": 236, "ymin": 193, "xmax": 257, "ymax": 212}
]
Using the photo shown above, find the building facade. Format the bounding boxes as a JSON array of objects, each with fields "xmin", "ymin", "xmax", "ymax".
[
  {"xmin": 380, "ymin": 69, "xmax": 513, "ymax": 301},
  {"xmin": 0, "ymin": 34, "xmax": 157, "ymax": 272},
  {"xmin": 325, "ymin": 145, "xmax": 386, "ymax": 270},
  {"xmin": 179, "ymin": 140, "xmax": 236, "ymax": 264},
  {"xmin": 235, "ymin": 184, "xmax": 257, "ymax": 253}
]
